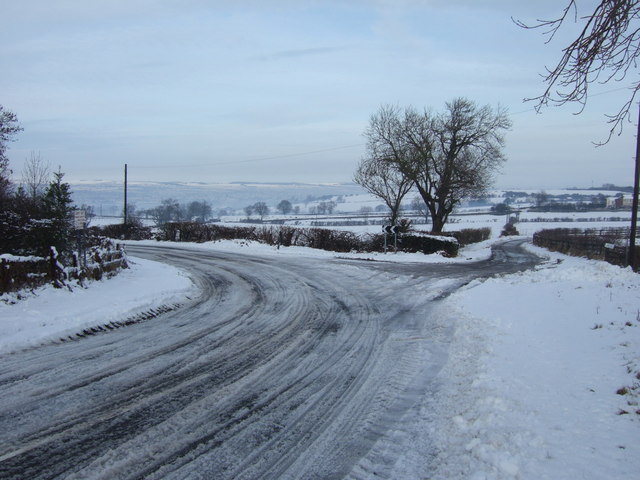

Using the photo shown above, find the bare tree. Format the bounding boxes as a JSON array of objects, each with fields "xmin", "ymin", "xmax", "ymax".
[
  {"xmin": 410, "ymin": 196, "xmax": 430, "ymax": 224},
  {"xmin": 0, "ymin": 105, "xmax": 23, "ymax": 205},
  {"xmin": 366, "ymin": 100, "xmax": 510, "ymax": 233},
  {"xmin": 21, "ymin": 151, "xmax": 50, "ymax": 202},
  {"xmin": 533, "ymin": 190, "xmax": 549, "ymax": 208},
  {"xmin": 407, "ymin": 99, "xmax": 510, "ymax": 232},
  {"xmin": 354, "ymin": 154, "xmax": 413, "ymax": 225},
  {"xmin": 325, "ymin": 201, "xmax": 337, "ymax": 214},
  {"xmin": 359, "ymin": 205, "xmax": 373, "ymax": 222},
  {"xmin": 150, "ymin": 198, "xmax": 184, "ymax": 226},
  {"xmin": 187, "ymin": 200, "xmax": 212, "ymax": 223},
  {"xmin": 253, "ymin": 201, "xmax": 269, "ymax": 221},
  {"xmin": 123, "ymin": 203, "xmax": 142, "ymax": 229},
  {"xmin": 316, "ymin": 200, "xmax": 337, "ymax": 215},
  {"xmin": 517, "ymin": 1, "xmax": 640, "ymax": 268}
]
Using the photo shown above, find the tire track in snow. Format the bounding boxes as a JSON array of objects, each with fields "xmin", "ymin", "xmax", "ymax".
[{"xmin": 0, "ymin": 241, "xmax": 542, "ymax": 479}]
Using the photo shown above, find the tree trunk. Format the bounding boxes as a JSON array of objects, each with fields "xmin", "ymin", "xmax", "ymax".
[
  {"xmin": 431, "ymin": 215, "xmax": 445, "ymax": 233},
  {"xmin": 425, "ymin": 201, "xmax": 445, "ymax": 233}
]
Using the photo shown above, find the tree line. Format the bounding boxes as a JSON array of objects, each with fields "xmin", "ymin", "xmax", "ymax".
[
  {"xmin": 0, "ymin": 106, "xmax": 78, "ymax": 257},
  {"xmin": 138, "ymin": 199, "xmax": 214, "ymax": 226}
]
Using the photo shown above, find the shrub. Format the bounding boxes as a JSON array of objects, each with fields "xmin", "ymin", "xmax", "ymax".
[
  {"xmin": 398, "ymin": 233, "xmax": 459, "ymax": 257},
  {"xmin": 90, "ymin": 222, "xmax": 152, "ymax": 241},
  {"xmin": 452, "ymin": 227, "xmax": 492, "ymax": 245},
  {"xmin": 297, "ymin": 228, "xmax": 361, "ymax": 252},
  {"xmin": 501, "ymin": 223, "xmax": 519, "ymax": 237},
  {"xmin": 397, "ymin": 218, "xmax": 413, "ymax": 233}
]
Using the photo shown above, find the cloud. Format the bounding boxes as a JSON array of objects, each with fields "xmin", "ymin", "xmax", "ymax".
[{"xmin": 256, "ymin": 46, "xmax": 348, "ymax": 61}]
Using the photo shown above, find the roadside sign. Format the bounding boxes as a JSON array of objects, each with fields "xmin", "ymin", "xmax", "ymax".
[{"xmin": 73, "ymin": 209, "xmax": 86, "ymax": 230}]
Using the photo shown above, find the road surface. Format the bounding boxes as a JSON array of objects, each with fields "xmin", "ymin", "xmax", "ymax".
[{"xmin": 0, "ymin": 240, "xmax": 540, "ymax": 479}]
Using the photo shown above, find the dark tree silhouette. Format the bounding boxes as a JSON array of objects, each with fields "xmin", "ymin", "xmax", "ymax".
[
  {"xmin": 354, "ymin": 154, "xmax": 412, "ymax": 225},
  {"xmin": 277, "ymin": 199, "xmax": 293, "ymax": 215},
  {"xmin": 515, "ymin": 0, "xmax": 640, "ymax": 141},
  {"xmin": 0, "ymin": 105, "xmax": 23, "ymax": 205},
  {"xmin": 365, "ymin": 100, "xmax": 510, "ymax": 233}
]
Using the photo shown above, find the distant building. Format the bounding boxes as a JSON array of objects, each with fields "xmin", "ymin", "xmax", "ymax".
[{"xmin": 606, "ymin": 195, "xmax": 633, "ymax": 209}]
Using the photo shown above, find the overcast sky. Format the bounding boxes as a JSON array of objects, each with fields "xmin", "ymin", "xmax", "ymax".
[{"xmin": 1, "ymin": 0, "xmax": 636, "ymax": 188}]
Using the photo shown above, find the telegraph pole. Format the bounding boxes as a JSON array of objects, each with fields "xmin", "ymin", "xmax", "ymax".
[
  {"xmin": 124, "ymin": 164, "xmax": 128, "ymax": 226},
  {"xmin": 629, "ymin": 106, "xmax": 640, "ymax": 271}
]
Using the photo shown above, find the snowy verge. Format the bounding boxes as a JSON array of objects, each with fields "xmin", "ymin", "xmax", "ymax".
[
  {"xmin": 127, "ymin": 237, "xmax": 496, "ymax": 263},
  {"xmin": 0, "ymin": 257, "xmax": 195, "ymax": 354},
  {"xmin": 421, "ymin": 251, "xmax": 640, "ymax": 479}
]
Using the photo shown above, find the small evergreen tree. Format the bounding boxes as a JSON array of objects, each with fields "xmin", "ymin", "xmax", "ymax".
[{"xmin": 41, "ymin": 168, "xmax": 74, "ymax": 255}]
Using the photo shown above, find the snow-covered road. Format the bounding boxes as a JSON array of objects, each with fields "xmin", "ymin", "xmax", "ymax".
[{"xmin": 0, "ymin": 241, "xmax": 540, "ymax": 479}]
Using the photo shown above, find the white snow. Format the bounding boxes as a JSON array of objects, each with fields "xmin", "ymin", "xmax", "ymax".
[
  {"xmin": 414, "ymin": 246, "xmax": 640, "ymax": 480},
  {"xmin": 1, "ymin": 236, "xmax": 638, "ymax": 478},
  {"xmin": 0, "ymin": 253, "xmax": 45, "ymax": 262},
  {"xmin": 129, "ymin": 237, "xmax": 494, "ymax": 263},
  {"xmin": 0, "ymin": 257, "xmax": 195, "ymax": 353}
]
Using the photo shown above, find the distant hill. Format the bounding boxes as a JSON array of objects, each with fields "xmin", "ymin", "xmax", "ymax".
[
  {"xmin": 570, "ymin": 184, "xmax": 634, "ymax": 193},
  {"xmin": 70, "ymin": 181, "xmax": 366, "ymax": 215}
]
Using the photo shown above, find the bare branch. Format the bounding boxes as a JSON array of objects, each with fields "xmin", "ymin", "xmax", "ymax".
[
  {"xmin": 21, "ymin": 151, "xmax": 50, "ymax": 201},
  {"xmin": 517, "ymin": 0, "xmax": 640, "ymax": 142}
]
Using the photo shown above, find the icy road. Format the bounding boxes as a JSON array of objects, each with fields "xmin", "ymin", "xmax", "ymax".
[{"xmin": 0, "ymin": 241, "xmax": 540, "ymax": 479}]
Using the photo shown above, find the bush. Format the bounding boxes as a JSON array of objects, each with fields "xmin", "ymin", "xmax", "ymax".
[
  {"xmin": 500, "ymin": 223, "xmax": 519, "ymax": 237},
  {"xmin": 397, "ymin": 218, "xmax": 413, "ymax": 233},
  {"xmin": 398, "ymin": 233, "xmax": 459, "ymax": 257},
  {"xmin": 90, "ymin": 222, "xmax": 152, "ymax": 241},
  {"xmin": 0, "ymin": 254, "xmax": 50, "ymax": 293},
  {"xmin": 293, "ymin": 228, "xmax": 360, "ymax": 252},
  {"xmin": 452, "ymin": 227, "xmax": 492, "ymax": 245}
]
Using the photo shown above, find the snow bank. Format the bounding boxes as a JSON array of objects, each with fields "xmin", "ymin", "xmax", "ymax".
[
  {"xmin": 0, "ymin": 257, "xmax": 195, "ymax": 354},
  {"xmin": 425, "ymin": 250, "xmax": 640, "ymax": 479},
  {"xmin": 130, "ymin": 237, "xmax": 494, "ymax": 264},
  {"xmin": 0, "ymin": 253, "xmax": 45, "ymax": 262}
]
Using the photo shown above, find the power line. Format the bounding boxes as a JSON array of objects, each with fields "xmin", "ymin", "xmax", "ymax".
[{"xmin": 510, "ymin": 85, "xmax": 632, "ymax": 116}]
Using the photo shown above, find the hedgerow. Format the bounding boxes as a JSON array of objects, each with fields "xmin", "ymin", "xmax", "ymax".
[{"xmin": 151, "ymin": 222, "xmax": 467, "ymax": 257}]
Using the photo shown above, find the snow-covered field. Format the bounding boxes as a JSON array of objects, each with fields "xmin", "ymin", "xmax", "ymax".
[{"xmin": 1, "ymin": 237, "xmax": 638, "ymax": 478}]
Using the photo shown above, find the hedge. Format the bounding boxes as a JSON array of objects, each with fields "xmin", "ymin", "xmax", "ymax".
[
  {"xmin": 152, "ymin": 222, "xmax": 463, "ymax": 257},
  {"xmin": 532, "ymin": 227, "xmax": 639, "ymax": 268}
]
